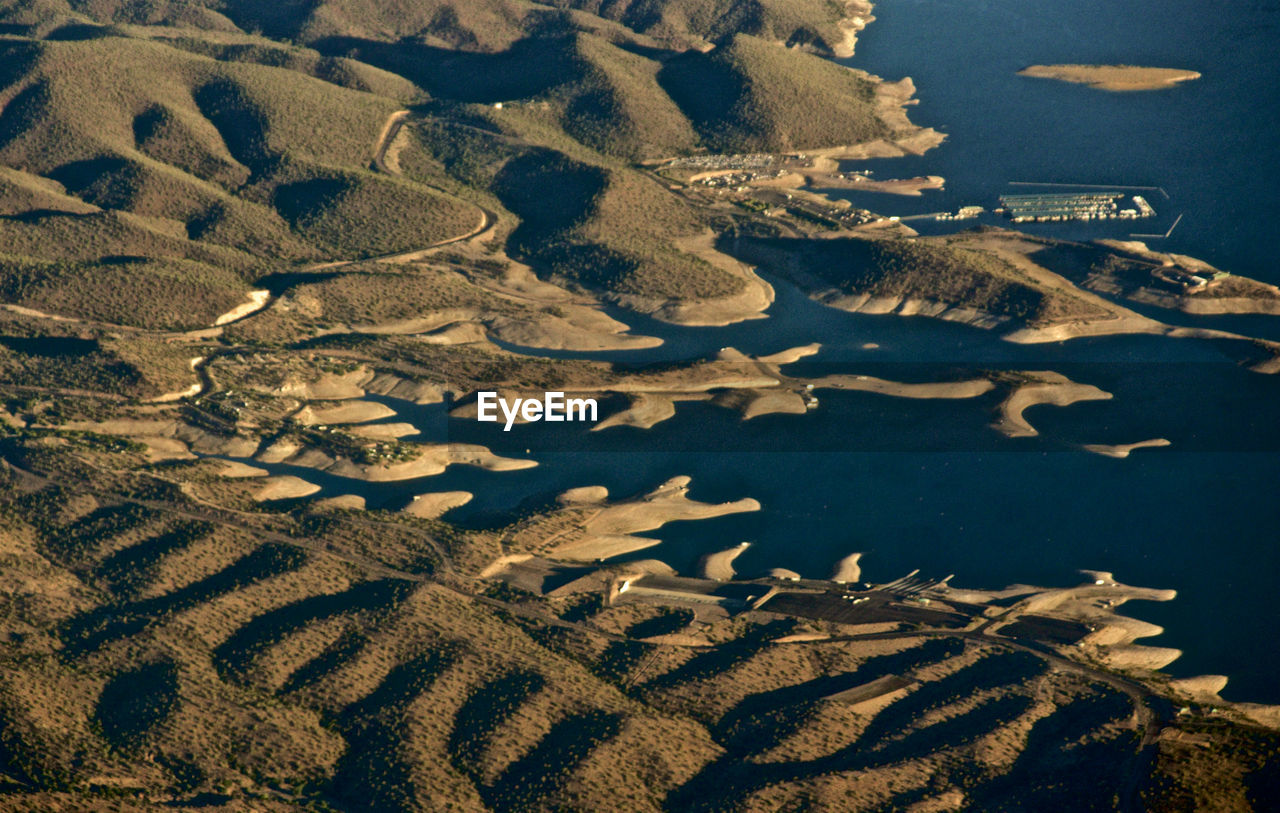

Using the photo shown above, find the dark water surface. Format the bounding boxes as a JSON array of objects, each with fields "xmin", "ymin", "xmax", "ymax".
[
  {"xmin": 827, "ymin": 0, "xmax": 1280, "ymax": 699},
  {"xmin": 842, "ymin": 0, "xmax": 1280, "ymax": 281},
  {"xmin": 256, "ymin": 2, "xmax": 1280, "ymax": 701}
]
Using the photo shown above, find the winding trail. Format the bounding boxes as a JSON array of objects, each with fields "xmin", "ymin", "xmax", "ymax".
[{"xmin": 1, "ymin": 109, "xmax": 500, "ymax": 404}]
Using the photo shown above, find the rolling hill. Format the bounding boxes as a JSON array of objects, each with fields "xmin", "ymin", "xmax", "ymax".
[
  {"xmin": 659, "ymin": 32, "xmax": 890, "ymax": 152},
  {"xmin": 0, "ymin": 451, "xmax": 1276, "ymax": 811},
  {"xmin": 0, "ymin": 0, "xmax": 927, "ymax": 318},
  {"xmin": 733, "ymin": 231, "xmax": 1116, "ymax": 328},
  {"xmin": 0, "ymin": 32, "xmax": 479, "ymax": 268},
  {"xmin": 4, "ymin": 2, "xmax": 1271, "ymax": 810}
]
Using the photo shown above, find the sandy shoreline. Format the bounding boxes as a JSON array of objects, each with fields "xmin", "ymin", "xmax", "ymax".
[
  {"xmin": 326, "ymin": 443, "xmax": 537, "ymax": 482},
  {"xmin": 593, "ymin": 393, "xmax": 683, "ymax": 431},
  {"xmin": 213, "ymin": 290, "xmax": 271, "ymax": 326},
  {"xmin": 487, "ymin": 306, "xmax": 663, "ymax": 351},
  {"xmin": 145, "ymin": 356, "xmax": 206, "ymax": 404},
  {"xmin": 757, "ymin": 343, "xmax": 822, "ymax": 364},
  {"xmin": 714, "ymin": 388, "xmax": 808, "ymax": 419},
  {"xmin": 743, "ymin": 230, "xmax": 1280, "ymax": 369},
  {"xmin": 516, "ymin": 476, "xmax": 762, "ymax": 561},
  {"xmin": 641, "ymin": 232, "xmax": 776, "ymax": 326},
  {"xmin": 830, "ymin": 0, "xmax": 874, "ymax": 58},
  {"xmin": 585, "ymin": 345, "xmax": 996, "ymax": 428},
  {"xmin": 294, "ymin": 399, "xmax": 397, "ymax": 426},
  {"xmin": 820, "ymin": 291, "xmax": 1012, "ymax": 331}
]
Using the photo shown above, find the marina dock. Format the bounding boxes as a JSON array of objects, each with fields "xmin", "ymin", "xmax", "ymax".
[{"xmin": 997, "ymin": 191, "xmax": 1155, "ymax": 223}]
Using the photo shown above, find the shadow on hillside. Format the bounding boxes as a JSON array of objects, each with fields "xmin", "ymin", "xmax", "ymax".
[
  {"xmin": 39, "ymin": 502, "xmax": 159, "ymax": 566},
  {"xmin": 966, "ymin": 689, "xmax": 1138, "ymax": 810},
  {"xmin": 93, "ymin": 661, "xmax": 180, "ymax": 753},
  {"xmin": 628, "ymin": 609, "xmax": 694, "ymax": 639},
  {"xmin": 214, "ymin": 577, "xmax": 418, "ymax": 680},
  {"xmin": 192, "ymin": 80, "xmax": 276, "ymax": 177},
  {"xmin": 482, "ymin": 709, "xmax": 624, "ymax": 812},
  {"xmin": 280, "ymin": 628, "xmax": 371, "ymax": 695},
  {"xmin": 715, "ymin": 637, "xmax": 966, "ymax": 755},
  {"xmin": 665, "ymin": 651, "xmax": 1049, "ymax": 811},
  {"xmin": 311, "ymin": 35, "xmax": 580, "ymax": 103},
  {"xmin": 330, "ymin": 646, "xmax": 461, "ymax": 812},
  {"xmin": 92, "ymin": 519, "xmax": 214, "ymax": 599},
  {"xmin": 641, "ymin": 619, "xmax": 797, "ymax": 692},
  {"xmin": 60, "ymin": 542, "xmax": 309, "ymax": 655},
  {"xmin": 449, "ymin": 669, "xmax": 546, "ymax": 781}
]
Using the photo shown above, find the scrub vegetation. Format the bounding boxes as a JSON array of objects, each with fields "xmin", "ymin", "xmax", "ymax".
[{"xmin": 0, "ymin": 2, "xmax": 1276, "ymax": 811}]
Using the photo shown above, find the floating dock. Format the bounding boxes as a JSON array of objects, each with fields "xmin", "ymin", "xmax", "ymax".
[
  {"xmin": 1008, "ymin": 181, "xmax": 1169, "ymax": 200},
  {"xmin": 997, "ymin": 192, "xmax": 1155, "ymax": 223}
]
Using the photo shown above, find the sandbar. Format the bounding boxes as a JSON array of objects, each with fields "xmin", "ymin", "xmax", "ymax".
[
  {"xmin": 254, "ymin": 475, "xmax": 321, "ymax": 502},
  {"xmin": 1168, "ymin": 675, "xmax": 1229, "ymax": 699},
  {"xmin": 550, "ymin": 476, "xmax": 761, "ymax": 560},
  {"xmin": 714, "ymin": 388, "xmax": 807, "ymax": 419},
  {"xmin": 807, "ymin": 374, "xmax": 995, "ymax": 400},
  {"xmin": 1019, "ymin": 64, "xmax": 1201, "ymax": 91},
  {"xmin": 756, "ymin": 344, "xmax": 822, "ymax": 364},
  {"xmin": 699, "ymin": 542, "xmax": 751, "ymax": 581},
  {"xmin": 593, "ymin": 393, "xmax": 680, "ymax": 431},
  {"xmin": 402, "ymin": 491, "xmax": 473, "ymax": 518},
  {"xmin": 1082, "ymin": 438, "xmax": 1171, "ymax": 458},
  {"xmin": 831, "ymin": 552, "xmax": 863, "ymax": 583},
  {"xmin": 994, "ymin": 372, "xmax": 1112, "ymax": 438},
  {"xmin": 310, "ymin": 495, "xmax": 367, "ymax": 512},
  {"xmin": 219, "ymin": 461, "xmax": 269, "ymax": 479}
]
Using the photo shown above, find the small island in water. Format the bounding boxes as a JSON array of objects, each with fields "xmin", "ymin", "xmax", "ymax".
[{"xmin": 1018, "ymin": 64, "xmax": 1201, "ymax": 91}]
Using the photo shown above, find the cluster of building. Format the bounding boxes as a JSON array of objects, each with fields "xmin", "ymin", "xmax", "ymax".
[
  {"xmin": 669, "ymin": 153, "xmax": 794, "ymax": 171},
  {"xmin": 698, "ymin": 169, "xmax": 791, "ymax": 188},
  {"xmin": 834, "ymin": 169, "xmax": 875, "ymax": 182},
  {"xmin": 996, "ymin": 192, "xmax": 1156, "ymax": 223},
  {"xmin": 1152, "ymin": 266, "xmax": 1229, "ymax": 293},
  {"xmin": 784, "ymin": 197, "xmax": 879, "ymax": 228},
  {"xmin": 936, "ymin": 205, "xmax": 984, "ymax": 221},
  {"xmin": 802, "ymin": 383, "xmax": 819, "ymax": 409}
]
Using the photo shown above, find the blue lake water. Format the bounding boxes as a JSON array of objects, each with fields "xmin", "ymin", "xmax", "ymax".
[
  {"xmin": 824, "ymin": 0, "xmax": 1280, "ymax": 699},
  {"xmin": 255, "ymin": 1, "xmax": 1280, "ymax": 701},
  {"xmin": 268, "ymin": 271, "xmax": 1280, "ymax": 702},
  {"xmin": 842, "ymin": 0, "xmax": 1280, "ymax": 282}
]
